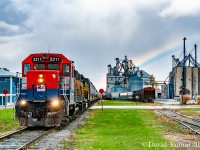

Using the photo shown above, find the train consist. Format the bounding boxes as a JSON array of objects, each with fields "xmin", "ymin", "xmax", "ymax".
[
  {"xmin": 117, "ymin": 87, "xmax": 155, "ymax": 102},
  {"xmin": 132, "ymin": 87, "xmax": 155, "ymax": 102},
  {"xmin": 15, "ymin": 53, "xmax": 99, "ymax": 127}
]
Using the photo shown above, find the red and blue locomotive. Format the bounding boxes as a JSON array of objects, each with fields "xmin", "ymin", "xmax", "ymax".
[{"xmin": 15, "ymin": 53, "xmax": 99, "ymax": 127}]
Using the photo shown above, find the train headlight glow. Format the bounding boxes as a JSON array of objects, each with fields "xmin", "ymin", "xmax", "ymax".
[
  {"xmin": 39, "ymin": 74, "xmax": 43, "ymax": 78},
  {"xmin": 38, "ymin": 78, "xmax": 44, "ymax": 83},
  {"xmin": 38, "ymin": 74, "xmax": 44, "ymax": 83},
  {"xmin": 51, "ymin": 99, "xmax": 60, "ymax": 107},
  {"xmin": 20, "ymin": 100, "xmax": 27, "ymax": 107}
]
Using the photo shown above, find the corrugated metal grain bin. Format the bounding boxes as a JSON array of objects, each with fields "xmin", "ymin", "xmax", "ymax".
[
  {"xmin": 174, "ymin": 67, "xmax": 183, "ymax": 97},
  {"xmin": 128, "ymin": 75, "xmax": 143, "ymax": 91},
  {"xmin": 112, "ymin": 85, "xmax": 125, "ymax": 92},
  {"xmin": 186, "ymin": 66, "xmax": 192, "ymax": 97},
  {"xmin": 192, "ymin": 67, "xmax": 199, "ymax": 98}
]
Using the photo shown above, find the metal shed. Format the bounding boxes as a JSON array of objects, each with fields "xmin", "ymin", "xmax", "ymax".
[{"xmin": 0, "ymin": 69, "xmax": 20, "ymax": 106}]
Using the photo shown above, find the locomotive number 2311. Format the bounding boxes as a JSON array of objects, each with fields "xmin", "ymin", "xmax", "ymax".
[{"xmin": 32, "ymin": 57, "xmax": 42, "ymax": 62}]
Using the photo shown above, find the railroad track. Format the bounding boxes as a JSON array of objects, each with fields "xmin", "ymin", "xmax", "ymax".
[
  {"xmin": 0, "ymin": 127, "xmax": 54, "ymax": 149},
  {"xmin": 158, "ymin": 109, "xmax": 200, "ymax": 135},
  {"xmin": 0, "ymin": 111, "xmax": 84, "ymax": 150}
]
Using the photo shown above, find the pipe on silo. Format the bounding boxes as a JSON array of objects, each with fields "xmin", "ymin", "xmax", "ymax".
[
  {"xmin": 195, "ymin": 44, "xmax": 197, "ymax": 67},
  {"xmin": 172, "ymin": 55, "xmax": 175, "ymax": 68},
  {"xmin": 125, "ymin": 55, "xmax": 127, "ymax": 60},
  {"xmin": 183, "ymin": 37, "xmax": 187, "ymax": 90},
  {"xmin": 108, "ymin": 64, "xmax": 111, "ymax": 74}
]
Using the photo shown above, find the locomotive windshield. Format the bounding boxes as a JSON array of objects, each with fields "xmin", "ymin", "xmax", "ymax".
[
  {"xmin": 34, "ymin": 63, "xmax": 59, "ymax": 70},
  {"xmin": 34, "ymin": 64, "xmax": 45, "ymax": 70},
  {"xmin": 48, "ymin": 64, "xmax": 59, "ymax": 70}
]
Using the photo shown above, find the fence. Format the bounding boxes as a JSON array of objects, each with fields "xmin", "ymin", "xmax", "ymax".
[{"xmin": 0, "ymin": 94, "xmax": 16, "ymax": 106}]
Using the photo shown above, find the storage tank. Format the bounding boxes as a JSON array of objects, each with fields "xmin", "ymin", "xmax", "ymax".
[
  {"xmin": 192, "ymin": 67, "xmax": 200, "ymax": 99},
  {"xmin": 112, "ymin": 85, "xmax": 125, "ymax": 92},
  {"xmin": 174, "ymin": 67, "xmax": 183, "ymax": 97},
  {"xmin": 128, "ymin": 75, "xmax": 143, "ymax": 91},
  {"xmin": 186, "ymin": 66, "xmax": 192, "ymax": 97},
  {"xmin": 119, "ymin": 92, "xmax": 133, "ymax": 100},
  {"xmin": 110, "ymin": 85, "xmax": 125, "ymax": 99}
]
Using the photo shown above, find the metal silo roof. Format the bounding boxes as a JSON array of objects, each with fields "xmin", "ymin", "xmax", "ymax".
[{"xmin": 0, "ymin": 69, "xmax": 16, "ymax": 77}]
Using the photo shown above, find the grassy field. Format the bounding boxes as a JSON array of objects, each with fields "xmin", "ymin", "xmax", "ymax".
[
  {"xmin": 72, "ymin": 109, "xmax": 175, "ymax": 150},
  {"xmin": 101, "ymin": 100, "xmax": 140, "ymax": 106},
  {"xmin": 99, "ymin": 99, "xmax": 160, "ymax": 106},
  {"xmin": 0, "ymin": 108, "xmax": 19, "ymax": 134},
  {"xmin": 180, "ymin": 108, "xmax": 200, "ymax": 116}
]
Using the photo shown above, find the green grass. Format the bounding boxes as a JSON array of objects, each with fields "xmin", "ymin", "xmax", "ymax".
[
  {"xmin": 101, "ymin": 99, "xmax": 140, "ymax": 106},
  {"xmin": 72, "ymin": 109, "xmax": 175, "ymax": 150},
  {"xmin": 180, "ymin": 108, "xmax": 200, "ymax": 116},
  {"xmin": 181, "ymin": 108, "xmax": 200, "ymax": 111},
  {"xmin": 99, "ymin": 99, "xmax": 160, "ymax": 106},
  {"xmin": 0, "ymin": 108, "xmax": 19, "ymax": 134}
]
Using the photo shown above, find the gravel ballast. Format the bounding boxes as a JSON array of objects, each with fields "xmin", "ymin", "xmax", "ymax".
[{"xmin": 33, "ymin": 111, "xmax": 89, "ymax": 149}]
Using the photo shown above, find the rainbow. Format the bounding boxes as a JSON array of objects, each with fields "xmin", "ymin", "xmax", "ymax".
[{"xmin": 133, "ymin": 38, "xmax": 185, "ymax": 68}]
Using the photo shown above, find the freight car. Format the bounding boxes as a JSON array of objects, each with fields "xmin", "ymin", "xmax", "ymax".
[
  {"xmin": 15, "ymin": 53, "xmax": 99, "ymax": 127},
  {"xmin": 132, "ymin": 87, "xmax": 155, "ymax": 102}
]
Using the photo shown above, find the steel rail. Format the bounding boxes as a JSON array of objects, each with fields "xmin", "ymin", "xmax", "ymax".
[
  {"xmin": 0, "ymin": 127, "xmax": 54, "ymax": 150},
  {"xmin": 158, "ymin": 109, "xmax": 200, "ymax": 135},
  {"xmin": 17, "ymin": 128, "xmax": 54, "ymax": 150},
  {"xmin": 0, "ymin": 127, "xmax": 27, "ymax": 141},
  {"xmin": 167, "ymin": 109, "xmax": 200, "ymax": 123}
]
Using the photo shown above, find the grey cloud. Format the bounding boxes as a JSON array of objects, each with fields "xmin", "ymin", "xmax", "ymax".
[
  {"xmin": 0, "ymin": 0, "xmax": 200, "ymax": 89},
  {"xmin": 0, "ymin": 0, "xmax": 29, "ymax": 36},
  {"xmin": 0, "ymin": 0, "xmax": 27, "ymax": 25}
]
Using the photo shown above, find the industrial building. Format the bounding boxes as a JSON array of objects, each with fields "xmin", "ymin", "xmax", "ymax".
[
  {"xmin": 106, "ymin": 56, "xmax": 155, "ymax": 99},
  {"xmin": 0, "ymin": 68, "xmax": 20, "ymax": 106},
  {"xmin": 168, "ymin": 38, "xmax": 200, "ymax": 103}
]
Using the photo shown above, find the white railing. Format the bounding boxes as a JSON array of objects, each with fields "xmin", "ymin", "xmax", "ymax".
[{"xmin": 0, "ymin": 94, "xmax": 16, "ymax": 106}]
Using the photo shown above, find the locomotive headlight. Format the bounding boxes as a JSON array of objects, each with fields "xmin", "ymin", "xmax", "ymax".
[
  {"xmin": 51, "ymin": 99, "xmax": 60, "ymax": 107},
  {"xmin": 38, "ymin": 74, "xmax": 44, "ymax": 83},
  {"xmin": 39, "ymin": 74, "xmax": 43, "ymax": 78},
  {"xmin": 38, "ymin": 78, "xmax": 44, "ymax": 83},
  {"xmin": 20, "ymin": 100, "xmax": 27, "ymax": 107}
]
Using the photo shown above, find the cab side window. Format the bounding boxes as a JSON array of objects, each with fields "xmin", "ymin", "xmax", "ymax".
[
  {"xmin": 63, "ymin": 64, "xmax": 70, "ymax": 76},
  {"xmin": 24, "ymin": 64, "xmax": 30, "ymax": 75}
]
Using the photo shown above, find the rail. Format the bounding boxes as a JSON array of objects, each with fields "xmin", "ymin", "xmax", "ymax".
[
  {"xmin": 0, "ymin": 127, "xmax": 54, "ymax": 149},
  {"xmin": 158, "ymin": 109, "xmax": 200, "ymax": 135}
]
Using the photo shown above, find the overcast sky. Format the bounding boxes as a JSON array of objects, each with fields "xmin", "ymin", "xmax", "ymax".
[{"xmin": 0, "ymin": 0, "xmax": 200, "ymax": 90}]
